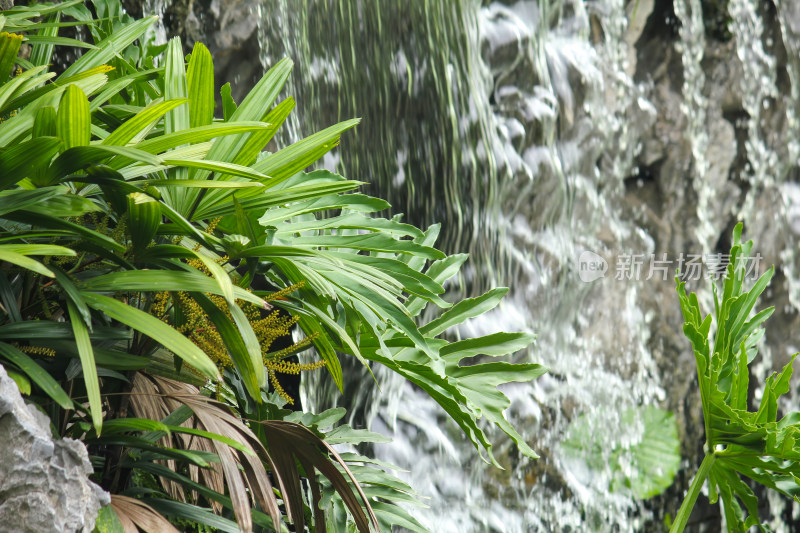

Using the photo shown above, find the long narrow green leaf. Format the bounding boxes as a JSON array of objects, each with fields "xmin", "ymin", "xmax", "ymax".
[
  {"xmin": 0, "ymin": 271, "xmax": 21, "ymax": 322},
  {"xmin": 295, "ymin": 312, "xmax": 343, "ymax": 391},
  {"xmin": 0, "ymin": 65, "xmax": 49, "ymax": 111},
  {"xmin": 0, "ymin": 31, "xmax": 23, "ymax": 81},
  {"xmin": 56, "ymin": 84, "xmax": 90, "ymax": 149},
  {"xmin": 289, "ymin": 233, "xmax": 445, "ymax": 260},
  {"xmin": 193, "ymin": 252, "xmax": 266, "ymax": 392},
  {"xmin": 164, "ymin": 38, "xmax": 189, "ymax": 135},
  {"xmin": 167, "ymin": 425, "xmax": 254, "ymax": 455},
  {"xmin": 144, "ymin": 500, "xmax": 242, "ymax": 533},
  {"xmin": 0, "ymin": 136, "xmax": 62, "ymax": 189},
  {"xmin": 101, "ymin": 417, "xmax": 171, "ymax": 435},
  {"xmin": 211, "ymin": 57, "xmax": 292, "ymax": 160},
  {"xmin": 0, "ymin": 341, "xmax": 73, "ymax": 409},
  {"xmin": 89, "ymin": 67, "xmax": 163, "ymax": 111},
  {"xmin": 0, "ymin": 111, "xmax": 33, "ymax": 147},
  {"xmin": 1, "ymin": 66, "xmax": 111, "ymax": 116},
  {"xmin": 159, "ymin": 201, "xmax": 224, "ymax": 249},
  {"xmin": 48, "ymin": 144, "xmax": 162, "ymax": 181},
  {"xmin": 0, "ymin": 244, "xmax": 76, "ymax": 256},
  {"xmin": 181, "ymin": 59, "xmax": 293, "ymax": 215},
  {"xmin": 407, "ymin": 253, "xmax": 468, "ymax": 315},
  {"xmin": 32, "ymin": 105, "xmax": 57, "ymax": 138},
  {"xmin": 0, "ymin": 322, "xmax": 131, "ymax": 341},
  {"xmin": 256, "ymin": 193, "xmax": 390, "ymax": 226},
  {"xmin": 232, "ymin": 96, "xmax": 295, "ymax": 168},
  {"xmin": 29, "ymin": 11, "xmax": 60, "ymax": 67},
  {"xmin": 195, "ymin": 181, "xmax": 363, "ymax": 220},
  {"xmin": 279, "ymin": 211, "xmax": 423, "ymax": 238},
  {"xmin": 0, "ymin": 246, "xmax": 55, "ymax": 276},
  {"xmin": 325, "ymin": 253, "xmax": 446, "ymax": 305},
  {"xmin": 441, "ymin": 332, "xmax": 536, "ymax": 363},
  {"xmin": 59, "ymin": 16, "xmax": 156, "ymax": 79},
  {"xmin": 67, "ymin": 300, "xmax": 102, "ymax": 434},
  {"xmin": 129, "ymin": 461, "xmax": 277, "ymax": 529},
  {"xmin": 253, "ymin": 118, "xmax": 360, "ymax": 182},
  {"xmin": 161, "ymin": 158, "xmax": 268, "ymax": 181},
  {"xmin": 162, "ymin": 38, "xmax": 190, "ymax": 208},
  {"xmin": 281, "ymin": 298, "xmax": 370, "ymax": 375},
  {"xmin": 25, "ymin": 34, "xmax": 97, "ymax": 49},
  {"xmin": 138, "ymin": 179, "xmax": 264, "ymax": 189},
  {"xmin": 52, "ymin": 266, "xmax": 91, "ymax": 326},
  {"xmin": 186, "ymin": 42, "xmax": 214, "ymax": 128},
  {"xmin": 126, "ymin": 192, "xmax": 160, "ymax": 251},
  {"xmin": 3, "ymin": 211, "xmax": 125, "ymax": 253},
  {"xmin": 80, "ymin": 271, "xmax": 267, "ymax": 308},
  {"xmin": 7, "ymin": 0, "xmax": 84, "ymax": 17},
  {"xmin": 220, "ymin": 82, "xmax": 236, "ymax": 120},
  {"xmin": 133, "ymin": 122, "xmax": 272, "ymax": 154},
  {"xmin": 81, "ymin": 291, "xmax": 220, "ymax": 381},
  {"xmin": 190, "ymin": 292, "xmax": 262, "ymax": 401},
  {"xmin": 102, "ymin": 98, "xmax": 187, "ymax": 147}
]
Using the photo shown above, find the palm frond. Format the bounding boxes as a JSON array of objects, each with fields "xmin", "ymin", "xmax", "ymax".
[
  {"xmin": 109, "ymin": 494, "xmax": 181, "ymax": 533},
  {"xmin": 129, "ymin": 374, "xmax": 280, "ymax": 532},
  {"xmin": 128, "ymin": 374, "xmax": 380, "ymax": 532}
]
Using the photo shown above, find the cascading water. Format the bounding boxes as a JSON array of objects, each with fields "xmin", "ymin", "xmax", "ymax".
[
  {"xmin": 252, "ymin": 0, "xmax": 800, "ymax": 531},
  {"xmin": 147, "ymin": 0, "xmax": 800, "ymax": 530},
  {"xmin": 259, "ymin": 1, "xmax": 667, "ymax": 530}
]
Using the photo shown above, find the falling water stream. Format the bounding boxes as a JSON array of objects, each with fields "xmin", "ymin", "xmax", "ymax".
[
  {"xmin": 256, "ymin": 1, "xmax": 800, "ymax": 531},
  {"xmin": 146, "ymin": 0, "xmax": 800, "ymax": 530}
]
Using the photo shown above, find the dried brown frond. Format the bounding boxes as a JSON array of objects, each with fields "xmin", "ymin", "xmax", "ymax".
[
  {"xmin": 127, "ymin": 373, "xmax": 379, "ymax": 533},
  {"xmin": 127, "ymin": 374, "xmax": 223, "ymax": 509},
  {"xmin": 129, "ymin": 373, "xmax": 279, "ymax": 533},
  {"xmin": 258, "ymin": 420, "xmax": 380, "ymax": 533},
  {"xmin": 109, "ymin": 494, "xmax": 180, "ymax": 533}
]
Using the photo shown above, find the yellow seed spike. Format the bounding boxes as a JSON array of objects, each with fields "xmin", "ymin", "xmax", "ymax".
[
  {"xmin": 264, "ymin": 281, "xmax": 306, "ymax": 302},
  {"xmin": 267, "ymin": 359, "xmax": 326, "ymax": 375},
  {"xmin": 268, "ymin": 371, "xmax": 293, "ymax": 405},
  {"xmin": 263, "ymin": 332, "xmax": 319, "ymax": 363},
  {"xmin": 18, "ymin": 345, "xmax": 56, "ymax": 357},
  {"xmin": 206, "ymin": 217, "xmax": 223, "ymax": 234}
]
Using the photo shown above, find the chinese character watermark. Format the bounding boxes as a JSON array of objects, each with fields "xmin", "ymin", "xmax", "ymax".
[{"xmin": 577, "ymin": 251, "xmax": 763, "ymax": 283}]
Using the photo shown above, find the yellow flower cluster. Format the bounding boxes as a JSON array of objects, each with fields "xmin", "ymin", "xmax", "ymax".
[
  {"xmin": 151, "ymin": 219, "xmax": 326, "ymax": 403},
  {"xmin": 152, "ymin": 274, "xmax": 324, "ymax": 404},
  {"xmin": 16, "ymin": 345, "xmax": 56, "ymax": 358}
]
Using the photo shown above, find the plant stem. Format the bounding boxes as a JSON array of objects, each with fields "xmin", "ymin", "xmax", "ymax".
[{"xmin": 670, "ymin": 452, "xmax": 716, "ymax": 533}]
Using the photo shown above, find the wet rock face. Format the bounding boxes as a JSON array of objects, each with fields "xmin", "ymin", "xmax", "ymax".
[
  {"xmin": 166, "ymin": 0, "xmax": 262, "ymax": 104},
  {"xmin": 127, "ymin": 0, "xmax": 262, "ymax": 105},
  {"xmin": 0, "ymin": 365, "xmax": 109, "ymax": 533},
  {"xmin": 472, "ymin": 0, "xmax": 800, "ymax": 528}
]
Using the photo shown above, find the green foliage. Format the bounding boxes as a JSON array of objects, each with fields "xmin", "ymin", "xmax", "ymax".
[
  {"xmin": 672, "ymin": 223, "xmax": 800, "ymax": 532},
  {"xmin": 561, "ymin": 406, "xmax": 681, "ymax": 500},
  {"xmin": 0, "ymin": 2, "xmax": 544, "ymax": 532}
]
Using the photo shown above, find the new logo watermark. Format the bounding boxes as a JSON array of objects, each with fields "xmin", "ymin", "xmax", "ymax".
[
  {"xmin": 577, "ymin": 251, "xmax": 763, "ymax": 283},
  {"xmin": 578, "ymin": 251, "xmax": 608, "ymax": 282}
]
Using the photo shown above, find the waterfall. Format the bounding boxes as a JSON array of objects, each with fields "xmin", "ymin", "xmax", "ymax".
[
  {"xmin": 259, "ymin": 1, "xmax": 666, "ymax": 531},
  {"xmin": 142, "ymin": 0, "xmax": 800, "ymax": 530}
]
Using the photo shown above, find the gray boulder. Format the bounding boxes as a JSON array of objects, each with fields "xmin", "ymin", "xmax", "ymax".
[{"xmin": 0, "ymin": 364, "xmax": 109, "ymax": 533}]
